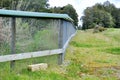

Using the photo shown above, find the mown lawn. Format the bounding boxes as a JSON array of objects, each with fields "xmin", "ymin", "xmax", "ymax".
[{"xmin": 0, "ymin": 28, "xmax": 120, "ymax": 80}]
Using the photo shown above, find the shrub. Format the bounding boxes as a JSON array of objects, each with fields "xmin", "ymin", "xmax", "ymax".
[
  {"xmin": 93, "ymin": 25, "xmax": 107, "ymax": 33},
  {"xmin": 98, "ymin": 26, "xmax": 106, "ymax": 32}
]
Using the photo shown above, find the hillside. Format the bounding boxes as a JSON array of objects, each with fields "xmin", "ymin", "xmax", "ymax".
[
  {"xmin": 0, "ymin": 28, "xmax": 120, "ymax": 80},
  {"xmin": 65, "ymin": 28, "xmax": 120, "ymax": 80}
]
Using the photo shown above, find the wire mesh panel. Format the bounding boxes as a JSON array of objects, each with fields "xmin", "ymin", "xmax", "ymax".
[
  {"xmin": 0, "ymin": 15, "xmax": 76, "ymax": 69},
  {"xmin": 16, "ymin": 18, "xmax": 60, "ymax": 53},
  {"xmin": 62, "ymin": 20, "xmax": 76, "ymax": 47},
  {"xmin": 0, "ymin": 16, "xmax": 76, "ymax": 55},
  {"xmin": 0, "ymin": 17, "xmax": 62, "ymax": 56},
  {"xmin": 67, "ymin": 21, "xmax": 76, "ymax": 37},
  {"xmin": 0, "ymin": 17, "xmax": 11, "ymax": 55},
  {"xmin": 0, "ymin": 10, "xmax": 77, "ymax": 73}
]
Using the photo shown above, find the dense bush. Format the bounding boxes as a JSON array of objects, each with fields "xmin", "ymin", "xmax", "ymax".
[
  {"xmin": 81, "ymin": 1, "xmax": 120, "ymax": 29},
  {"xmin": 93, "ymin": 25, "xmax": 107, "ymax": 33}
]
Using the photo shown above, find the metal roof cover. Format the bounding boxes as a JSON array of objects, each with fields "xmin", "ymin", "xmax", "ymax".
[{"xmin": 0, "ymin": 9, "xmax": 73, "ymax": 22}]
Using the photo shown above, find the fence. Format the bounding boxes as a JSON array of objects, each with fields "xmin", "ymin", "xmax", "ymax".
[{"xmin": 0, "ymin": 9, "xmax": 76, "ymax": 68}]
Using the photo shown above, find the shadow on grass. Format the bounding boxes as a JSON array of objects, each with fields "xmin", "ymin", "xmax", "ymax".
[
  {"xmin": 105, "ymin": 47, "xmax": 120, "ymax": 55},
  {"xmin": 70, "ymin": 41, "xmax": 106, "ymax": 48},
  {"xmin": 70, "ymin": 41, "xmax": 93, "ymax": 48}
]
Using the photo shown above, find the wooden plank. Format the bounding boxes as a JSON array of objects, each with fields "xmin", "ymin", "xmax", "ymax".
[
  {"xmin": 28, "ymin": 63, "xmax": 48, "ymax": 71},
  {"xmin": 0, "ymin": 49, "xmax": 63, "ymax": 62}
]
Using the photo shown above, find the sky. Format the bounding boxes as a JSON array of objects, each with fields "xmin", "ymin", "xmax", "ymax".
[{"xmin": 48, "ymin": 0, "xmax": 120, "ymax": 25}]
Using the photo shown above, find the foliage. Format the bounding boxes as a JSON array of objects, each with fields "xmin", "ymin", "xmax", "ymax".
[
  {"xmin": 82, "ymin": 6, "xmax": 114, "ymax": 29},
  {"xmin": 61, "ymin": 4, "xmax": 78, "ymax": 26},
  {"xmin": 50, "ymin": 4, "xmax": 78, "ymax": 26},
  {"xmin": 112, "ymin": 9, "xmax": 120, "ymax": 28},
  {"xmin": 0, "ymin": 0, "xmax": 78, "ymax": 27},
  {"xmin": 81, "ymin": 1, "xmax": 120, "ymax": 29},
  {"xmin": 0, "ymin": 0, "xmax": 49, "ymax": 12},
  {"xmin": 93, "ymin": 25, "xmax": 107, "ymax": 33}
]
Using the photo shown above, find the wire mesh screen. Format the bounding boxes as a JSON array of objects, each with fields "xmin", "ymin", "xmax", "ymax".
[
  {"xmin": 16, "ymin": 18, "xmax": 60, "ymax": 53},
  {"xmin": 62, "ymin": 20, "xmax": 76, "ymax": 47},
  {"xmin": 0, "ymin": 17, "xmax": 11, "ymax": 55},
  {"xmin": 0, "ymin": 16, "xmax": 76, "ymax": 57}
]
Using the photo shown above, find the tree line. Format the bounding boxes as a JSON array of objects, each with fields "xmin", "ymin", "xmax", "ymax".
[
  {"xmin": 50, "ymin": 4, "xmax": 78, "ymax": 26},
  {"xmin": 81, "ymin": 1, "xmax": 120, "ymax": 30},
  {"xmin": 1, "ymin": 0, "xmax": 120, "ymax": 29},
  {"xmin": 0, "ymin": 0, "xmax": 78, "ymax": 27}
]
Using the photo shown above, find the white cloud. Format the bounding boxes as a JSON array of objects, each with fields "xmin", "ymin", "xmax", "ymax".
[
  {"xmin": 49, "ymin": 0, "xmax": 74, "ymax": 7},
  {"xmin": 48, "ymin": 0, "xmax": 120, "ymax": 25}
]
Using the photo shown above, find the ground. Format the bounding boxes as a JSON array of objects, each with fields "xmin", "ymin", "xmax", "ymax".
[{"xmin": 65, "ymin": 28, "xmax": 120, "ymax": 80}]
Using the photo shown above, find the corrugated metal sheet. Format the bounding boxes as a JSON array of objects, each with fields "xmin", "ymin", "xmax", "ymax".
[{"xmin": 0, "ymin": 9, "xmax": 73, "ymax": 22}]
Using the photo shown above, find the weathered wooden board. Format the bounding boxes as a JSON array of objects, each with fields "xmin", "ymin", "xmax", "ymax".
[
  {"xmin": 28, "ymin": 63, "xmax": 48, "ymax": 71},
  {"xmin": 0, "ymin": 49, "xmax": 63, "ymax": 62}
]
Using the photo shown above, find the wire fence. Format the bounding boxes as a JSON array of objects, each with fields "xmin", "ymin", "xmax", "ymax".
[
  {"xmin": 0, "ymin": 17, "xmax": 11, "ymax": 56},
  {"xmin": 0, "ymin": 17, "xmax": 76, "ymax": 54},
  {"xmin": 62, "ymin": 20, "xmax": 76, "ymax": 48},
  {"xmin": 16, "ymin": 18, "xmax": 60, "ymax": 53},
  {"xmin": 0, "ymin": 10, "xmax": 76, "ymax": 71}
]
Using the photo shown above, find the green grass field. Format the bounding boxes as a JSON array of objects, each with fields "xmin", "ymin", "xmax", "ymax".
[{"xmin": 0, "ymin": 28, "xmax": 120, "ymax": 80}]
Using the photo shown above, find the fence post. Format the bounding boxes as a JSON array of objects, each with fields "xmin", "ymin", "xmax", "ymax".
[
  {"xmin": 0, "ymin": 17, "xmax": 3, "ymax": 44},
  {"xmin": 10, "ymin": 17, "xmax": 16, "ymax": 69},
  {"xmin": 58, "ymin": 19, "xmax": 64, "ymax": 65}
]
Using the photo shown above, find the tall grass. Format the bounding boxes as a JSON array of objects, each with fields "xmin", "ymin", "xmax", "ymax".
[{"xmin": 65, "ymin": 28, "xmax": 120, "ymax": 80}]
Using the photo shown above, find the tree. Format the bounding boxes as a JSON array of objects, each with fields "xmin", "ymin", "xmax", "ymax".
[
  {"xmin": 112, "ymin": 9, "xmax": 120, "ymax": 28},
  {"xmin": 0, "ymin": 0, "xmax": 12, "ymax": 9},
  {"xmin": 50, "ymin": 4, "xmax": 78, "ymax": 26},
  {"xmin": 0, "ymin": 0, "xmax": 49, "ymax": 12},
  {"xmin": 61, "ymin": 4, "xmax": 78, "ymax": 26},
  {"xmin": 81, "ymin": 7, "xmax": 93, "ymax": 29},
  {"xmin": 50, "ymin": 7, "xmax": 63, "ymax": 13},
  {"xmin": 81, "ymin": 1, "xmax": 116, "ymax": 29}
]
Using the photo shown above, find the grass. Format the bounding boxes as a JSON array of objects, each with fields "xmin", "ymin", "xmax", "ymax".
[
  {"xmin": 65, "ymin": 28, "xmax": 120, "ymax": 80},
  {"xmin": 0, "ymin": 28, "xmax": 120, "ymax": 80},
  {"xmin": 0, "ymin": 55, "xmax": 62, "ymax": 80},
  {"xmin": 106, "ymin": 47, "xmax": 120, "ymax": 55}
]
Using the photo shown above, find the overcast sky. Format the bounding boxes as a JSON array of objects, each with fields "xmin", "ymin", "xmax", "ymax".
[{"xmin": 48, "ymin": 0, "xmax": 120, "ymax": 25}]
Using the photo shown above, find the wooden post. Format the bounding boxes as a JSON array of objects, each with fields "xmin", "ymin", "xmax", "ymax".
[
  {"xmin": 58, "ymin": 19, "xmax": 64, "ymax": 65},
  {"xmin": 0, "ymin": 17, "xmax": 3, "ymax": 44},
  {"xmin": 10, "ymin": 17, "xmax": 16, "ymax": 69},
  {"xmin": 10, "ymin": 0, "xmax": 16, "ymax": 70}
]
